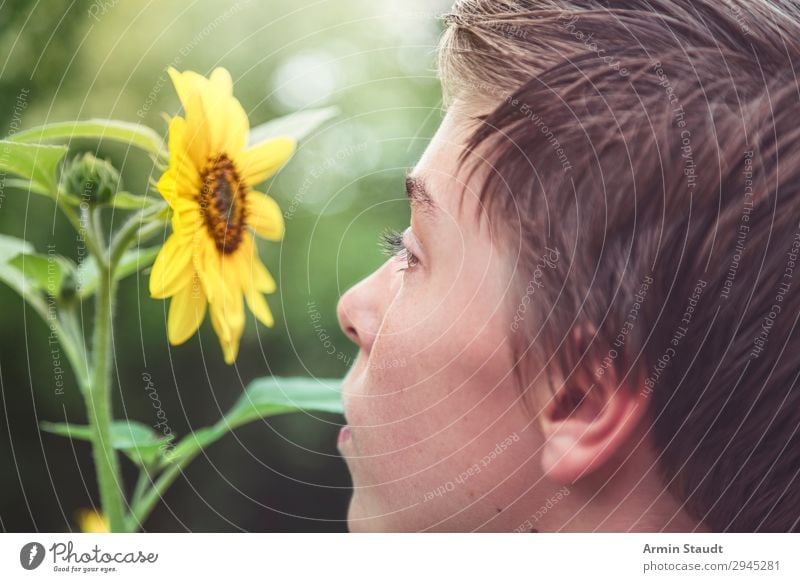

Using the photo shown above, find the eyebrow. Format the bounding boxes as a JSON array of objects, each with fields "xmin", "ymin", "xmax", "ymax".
[{"xmin": 405, "ymin": 171, "xmax": 437, "ymax": 212}]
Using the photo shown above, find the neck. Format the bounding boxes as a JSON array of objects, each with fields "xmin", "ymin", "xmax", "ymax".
[{"xmin": 540, "ymin": 440, "xmax": 706, "ymax": 532}]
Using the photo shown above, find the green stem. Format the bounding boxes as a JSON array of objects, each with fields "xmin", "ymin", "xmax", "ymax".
[
  {"xmin": 57, "ymin": 307, "xmax": 90, "ymax": 392},
  {"xmin": 125, "ymin": 425, "xmax": 225, "ymax": 531},
  {"xmin": 109, "ymin": 202, "xmax": 167, "ymax": 270},
  {"xmin": 97, "ymin": 202, "xmax": 167, "ymax": 532},
  {"xmin": 85, "ymin": 262, "xmax": 126, "ymax": 532},
  {"xmin": 90, "ymin": 206, "xmax": 107, "ymax": 255},
  {"xmin": 54, "ymin": 194, "xmax": 168, "ymax": 532},
  {"xmin": 57, "ymin": 199, "xmax": 103, "ymax": 260},
  {"xmin": 134, "ymin": 219, "xmax": 168, "ymax": 248},
  {"xmin": 124, "ymin": 452, "xmax": 194, "ymax": 531},
  {"xmin": 131, "ymin": 466, "xmax": 151, "ymax": 508}
]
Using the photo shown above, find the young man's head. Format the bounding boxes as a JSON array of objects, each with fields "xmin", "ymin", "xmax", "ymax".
[{"xmin": 336, "ymin": 0, "xmax": 800, "ymax": 532}]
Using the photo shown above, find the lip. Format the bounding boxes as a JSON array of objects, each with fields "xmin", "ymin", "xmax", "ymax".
[{"xmin": 338, "ymin": 425, "xmax": 351, "ymax": 445}]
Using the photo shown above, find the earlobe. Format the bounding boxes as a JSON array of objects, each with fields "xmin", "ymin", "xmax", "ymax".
[{"xmin": 539, "ymin": 340, "xmax": 649, "ymax": 484}]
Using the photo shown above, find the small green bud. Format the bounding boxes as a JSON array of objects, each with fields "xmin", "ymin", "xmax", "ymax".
[
  {"xmin": 60, "ymin": 152, "xmax": 122, "ymax": 205},
  {"xmin": 58, "ymin": 269, "xmax": 78, "ymax": 305}
]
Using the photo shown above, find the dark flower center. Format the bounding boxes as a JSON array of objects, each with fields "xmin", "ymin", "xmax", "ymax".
[{"xmin": 199, "ymin": 154, "xmax": 247, "ymax": 254}]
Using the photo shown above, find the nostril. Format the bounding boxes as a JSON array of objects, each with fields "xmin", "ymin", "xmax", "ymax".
[
  {"xmin": 337, "ymin": 274, "xmax": 380, "ymax": 352},
  {"xmin": 344, "ymin": 324, "xmax": 359, "ymax": 344},
  {"xmin": 337, "ymin": 294, "xmax": 361, "ymax": 347}
]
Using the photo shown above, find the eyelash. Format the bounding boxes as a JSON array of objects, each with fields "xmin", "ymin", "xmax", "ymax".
[{"xmin": 380, "ymin": 229, "xmax": 419, "ymax": 270}]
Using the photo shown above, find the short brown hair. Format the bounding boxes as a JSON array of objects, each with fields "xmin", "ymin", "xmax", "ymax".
[{"xmin": 440, "ymin": 0, "xmax": 800, "ymax": 531}]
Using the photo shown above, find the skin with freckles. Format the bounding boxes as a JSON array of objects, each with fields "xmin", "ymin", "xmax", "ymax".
[{"xmin": 336, "ymin": 105, "xmax": 703, "ymax": 532}]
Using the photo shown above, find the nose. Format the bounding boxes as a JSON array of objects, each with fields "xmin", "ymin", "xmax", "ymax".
[{"xmin": 336, "ymin": 262, "xmax": 392, "ymax": 355}]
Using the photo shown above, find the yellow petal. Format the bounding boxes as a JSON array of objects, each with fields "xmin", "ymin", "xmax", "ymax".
[
  {"xmin": 207, "ymin": 261, "xmax": 245, "ymax": 364},
  {"xmin": 210, "ymin": 301, "xmax": 242, "ymax": 364},
  {"xmin": 168, "ymin": 67, "xmax": 248, "ymax": 164},
  {"xmin": 230, "ymin": 237, "xmax": 275, "ymax": 327},
  {"xmin": 238, "ymin": 136, "xmax": 296, "ymax": 186},
  {"xmin": 246, "ymin": 191, "xmax": 284, "ymax": 240},
  {"xmin": 156, "ymin": 169, "xmax": 179, "ymax": 207},
  {"xmin": 209, "ymin": 68, "xmax": 249, "ymax": 156},
  {"xmin": 168, "ymin": 115, "xmax": 188, "ymax": 156},
  {"xmin": 166, "ymin": 116, "xmax": 200, "ymax": 190},
  {"xmin": 167, "ymin": 274, "xmax": 207, "ymax": 345},
  {"xmin": 208, "ymin": 296, "xmax": 231, "ymax": 343},
  {"xmin": 218, "ymin": 258, "xmax": 246, "ymax": 332},
  {"xmin": 231, "ymin": 233, "xmax": 254, "ymax": 287},
  {"xmin": 243, "ymin": 238, "xmax": 277, "ymax": 293},
  {"xmin": 157, "ymin": 168, "xmax": 197, "ymax": 209},
  {"xmin": 168, "ymin": 67, "xmax": 207, "ymax": 118},
  {"xmin": 246, "ymin": 288, "xmax": 275, "ymax": 327},
  {"xmin": 253, "ymin": 257, "xmax": 277, "ymax": 293},
  {"xmin": 167, "ymin": 67, "xmax": 212, "ymax": 166},
  {"xmin": 233, "ymin": 235, "xmax": 276, "ymax": 293},
  {"xmin": 149, "ymin": 234, "xmax": 194, "ymax": 299},
  {"xmin": 171, "ymin": 197, "xmax": 203, "ymax": 235},
  {"xmin": 209, "ymin": 67, "xmax": 233, "ymax": 96},
  {"xmin": 194, "ymin": 235, "xmax": 222, "ymax": 303}
]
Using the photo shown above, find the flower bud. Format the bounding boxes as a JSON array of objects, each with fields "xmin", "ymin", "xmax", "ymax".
[
  {"xmin": 60, "ymin": 153, "xmax": 122, "ymax": 205},
  {"xmin": 58, "ymin": 270, "xmax": 78, "ymax": 305}
]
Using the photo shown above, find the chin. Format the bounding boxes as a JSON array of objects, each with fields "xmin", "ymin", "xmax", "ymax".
[
  {"xmin": 346, "ymin": 493, "xmax": 379, "ymax": 532},
  {"xmin": 347, "ymin": 490, "xmax": 420, "ymax": 532}
]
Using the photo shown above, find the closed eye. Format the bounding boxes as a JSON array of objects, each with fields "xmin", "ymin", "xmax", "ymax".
[{"xmin": 380, "ymin": 228, "xmax": 419, "ymax": 270}]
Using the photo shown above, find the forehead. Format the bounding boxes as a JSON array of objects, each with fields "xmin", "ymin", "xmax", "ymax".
[{"xmin": 411, "ymin": 107, "xmax": 488, "ymax": 220}]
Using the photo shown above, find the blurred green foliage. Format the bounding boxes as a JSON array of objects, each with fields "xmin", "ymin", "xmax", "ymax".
[{"xmin": 0, "ymin": 0, "xmax": 447, "ymax": 531}]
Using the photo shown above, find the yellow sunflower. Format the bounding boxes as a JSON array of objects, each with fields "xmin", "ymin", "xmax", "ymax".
[
  {"xmin": 76, "ymin": 508, "xmax": 109, "ymax": 533},
  {"xmin": 150, "ymin": 67, "xmax": 295, "ymax": 364}
]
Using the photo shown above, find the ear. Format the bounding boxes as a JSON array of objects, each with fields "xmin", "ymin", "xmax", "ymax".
[{"xmin": 538, "ymin": 326, "xmax": 649, "ymax": 484}]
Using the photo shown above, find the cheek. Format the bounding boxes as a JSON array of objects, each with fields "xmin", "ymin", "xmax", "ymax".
[
  {"xmin": 347, "ymin": 344, "xmax": 542, "ymax": 530},
  {"xmin": 350, "ymin": 279, "xmax": 519, "ymax": 469}
]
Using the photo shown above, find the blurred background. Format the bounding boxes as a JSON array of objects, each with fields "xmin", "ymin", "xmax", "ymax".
[{"xmin": 0, "ymin": 0, "xmax": 449, "ymax": 532}]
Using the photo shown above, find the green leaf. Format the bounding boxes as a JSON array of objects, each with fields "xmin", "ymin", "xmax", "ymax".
[
  {"xmin": 2, "ymin": 178, "xmax": 51, "ymax": 197},
  {"xmin": 247, "ymin": 107, "xmax": 338, "ymax": 147},
  {"xmin": 163, "ymin": 426, "xmax": 218, "ymax": 466},
  {"xmin": 0, "ymin": 236, "xmax": 37, "ymax": 301},
  {"xmin": 224, "ymin": 376, "xmax": 344, "ymax": 431},
  {"xmin": 0, "ymin": 140, "xmax": 67, "ymax": 192},
  {"xmin": 0, "ymin": 234, "xmax": 35, "ymax": 263},
  {"xmin": 41, "ymin": 420, "xmax": 173, "ymax": 468},
  {"xmin": 163, "ymin": 377, "xmax": 343, "ymax": 467},
  {"xmin": 109, "ymin": 191, "xmax": 156, "ymax": 210},
  {"xmin": 76, "ymin": 245, "xmax": 160, "ymax": 298},
  {"xmin": 8, "ymin": 253, "xmax": 76, "ymax": 296},
  {"xmin": 9, "ymin": 119, "xmax": 167, "ymax": 159}
]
